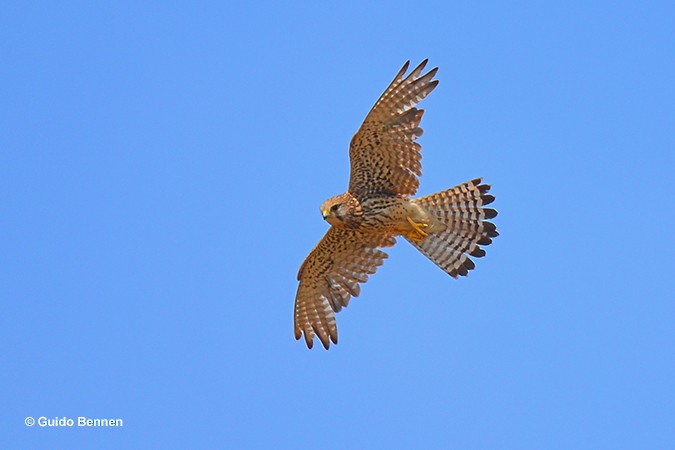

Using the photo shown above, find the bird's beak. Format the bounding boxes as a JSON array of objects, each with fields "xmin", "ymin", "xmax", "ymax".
[{"xmin": 321, "ymin": 210, "xmax": 329, "ymax": 220}]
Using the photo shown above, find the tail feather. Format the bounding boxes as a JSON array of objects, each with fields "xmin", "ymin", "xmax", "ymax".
[{"xmin": 407, "ymin": 178, "xmax": 498, "ymax": 278}]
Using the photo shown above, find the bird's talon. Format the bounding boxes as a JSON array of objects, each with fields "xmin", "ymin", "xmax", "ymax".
[{"xmin": 406, "ymin": 216, "xmax": 429, "ymax": 242}]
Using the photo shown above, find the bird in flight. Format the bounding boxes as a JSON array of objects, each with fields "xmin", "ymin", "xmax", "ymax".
[{"xmin": 294, "ymin": 60, "xmax": 498, "ymax": 349}]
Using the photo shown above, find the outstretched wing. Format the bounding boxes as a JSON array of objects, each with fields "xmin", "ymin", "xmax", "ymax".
[
  {"xmin": 294, "ymin": 228, "xmax": 396, "ymax": 349},
  {"xmin": 348, "ymin": 60, "xmax": 439, "ymax": 200}
]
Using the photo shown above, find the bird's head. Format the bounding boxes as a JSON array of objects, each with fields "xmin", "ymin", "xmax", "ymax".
[{"xmin": 320, "ymin": 193, "xmax": 362, "ymax": 228}]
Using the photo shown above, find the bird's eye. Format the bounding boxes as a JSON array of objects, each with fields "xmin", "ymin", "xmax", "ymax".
[{"xmin": 330, "ymin": 204, "xmax": 340, "ymax": 213}]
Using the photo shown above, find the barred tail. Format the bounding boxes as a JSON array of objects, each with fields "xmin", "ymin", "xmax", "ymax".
[{"xmin": 407, "ymin": 178, "xmax": 498, "ymax": 278}]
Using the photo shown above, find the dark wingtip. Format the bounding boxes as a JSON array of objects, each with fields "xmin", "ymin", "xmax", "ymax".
[
  {"xmin": 482, "ymin": 194, "xmax": 496, "ymax": 206},
  {"xmin": 483, "ymin": 221, "xmax": 498, "ymax": 235},
  {"xmin": 483, "ymin": 207, "xmax": 498, "ymax": 219},
  {"xmin": 470, "ymin": 247, "xmax": 486, "ymax": 258},
  {"xmin": 464, "ymin": 258, "xmax": 476, "ymax": 271},
  {"xmin": 477, "ymin": 236, "xmax": 493, "ymax": 246}
]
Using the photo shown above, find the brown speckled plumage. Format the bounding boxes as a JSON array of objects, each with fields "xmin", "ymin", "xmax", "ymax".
[{"xmin": 295, "ymin": 60, "xmax": 499, "ymax": 349}]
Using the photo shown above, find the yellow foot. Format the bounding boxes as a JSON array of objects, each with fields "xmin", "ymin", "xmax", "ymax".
[{"xmin": 406, "ymin": 216, "xmax": 429, "ymax": 242}]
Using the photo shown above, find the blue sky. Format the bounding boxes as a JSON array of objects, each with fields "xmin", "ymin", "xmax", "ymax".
[{"xmin": 3, "ymin": 1, "xmax": 674, "ymax": 448}]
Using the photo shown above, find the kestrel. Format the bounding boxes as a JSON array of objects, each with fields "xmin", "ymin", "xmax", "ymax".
[{"xmin": 294, "ymin": 60, "xmax": 498, "ymax": 349}]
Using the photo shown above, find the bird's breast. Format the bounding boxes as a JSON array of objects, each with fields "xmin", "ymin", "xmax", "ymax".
[{"xmin": 359, "ymin": 197, "xmax": 412, "ymax": 231}]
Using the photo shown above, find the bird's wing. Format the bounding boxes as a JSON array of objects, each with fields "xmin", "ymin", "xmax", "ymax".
[
  {"xmin": 294, "ymin": 227, "xmax": 396, "ymax": 349},
  {"xmin": 348, "ymin": 60, "xmax": 439, "ymax": 200}
]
